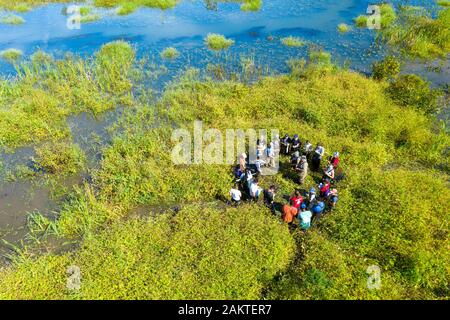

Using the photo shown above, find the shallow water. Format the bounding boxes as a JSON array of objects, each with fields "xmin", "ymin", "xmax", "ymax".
[{"xmin": 0, "ymin": 0, "xmax": 447, "ymax": 258}]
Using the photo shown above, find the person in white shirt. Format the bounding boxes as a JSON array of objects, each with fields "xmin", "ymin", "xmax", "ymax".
[
  {"xmin": 265, "ymin": 142, "xmax": 276, "ymax": 168},
  {"xmin": 230, "ymin": 184, "xmax": 242, "ymax": 205},
  {"xmin": 250, "ymin": 179, "xmax": 262, "ymax": 202},
  {"xmin": 255, "ymin": 156, "xmax": 266, "ymax": 176}
]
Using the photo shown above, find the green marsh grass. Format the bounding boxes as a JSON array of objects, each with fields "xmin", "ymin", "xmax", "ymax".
[
  {"xmin": 205, "ymin": 33, "xmax": 235, "ymax": 50},
  {"xmin": 0, "ymin": 40, "xmax": 448, "ymax": 299},
  {"xmin": 34, "ymin": 142, "xmax": 85, "ymax": 175}
]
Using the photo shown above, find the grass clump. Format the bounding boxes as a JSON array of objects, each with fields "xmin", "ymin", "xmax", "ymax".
[
  {"xmin": 354, "ymin": 15, "xmax": 368, "ymax": 28},
  {"xmin": 372, "ymin": 55, "xmax": 401, "ymax": 81},
  {"xmin": 160, "ymin": 47, "xmax": 179, "ymax": 59},
  {"xmin": 33, "ymin": 142, "xmax": 85, "ymax": 175},
  {"xmin": 116, "ymin": 2, "xmax": 138, "ymax": 15},
  {"xmin": 0, "ymin": 14, "xmax": 25, "ymax": 25},
  {"xmin": 205, "ymin": 33, "xmax": 235, "ymax": 51},
  {"xmin": 337, "ymin": 23, "xmax": 351, "ymax": 33},
  {"xmin": 0, "ymin": 204, "xmax": 295, "ymax": 299},
  {"xmin": 281, "ymin": 36, "xmax": 306, "ymax": 47},
  {"xmin": 0, "ymin": 48, "xmax": 23, "ymax": 63},
  {"xmin": 386, "ymin": 74, "xmax": 442, "ymax": 115},
  {"xmin": 240, "ymin": 0, "xmax": 262, "ymax": 11}
]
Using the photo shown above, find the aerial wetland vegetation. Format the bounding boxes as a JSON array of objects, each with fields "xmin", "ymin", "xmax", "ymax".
[{"xmin": 0, "ymin": 0, "xmax": 448, "ymax": 300}]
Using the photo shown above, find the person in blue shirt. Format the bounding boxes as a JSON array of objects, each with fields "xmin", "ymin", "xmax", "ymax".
[
  {"xmin": 298, "ymin": 203, "xmax": 312, "ymax": 231},
  {"xmin": 311, "ymin": 197, "xmax": 326, "ymax": 224}
]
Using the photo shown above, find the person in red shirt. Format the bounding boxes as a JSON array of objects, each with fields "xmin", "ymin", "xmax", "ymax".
[
  {"xmin": 330, "ymin": 152, "xmax": 340, "ymax": 168},
  {"xmin": 319, "ymin": 179, "xmax": 331, "ymax": 197},
  {"xmin": 290, "ymin": 190, "xmax": 304, "ymax": 210}
]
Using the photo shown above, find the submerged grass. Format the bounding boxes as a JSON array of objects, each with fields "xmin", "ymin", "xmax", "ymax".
[
  {"xmin": 281, "ymin": 36, "xmax": 306, "ymax": 47},
  {"xmin": 0, "ymin": 14, "xmax": 25, "ymax": 25},
  {"xmin": 0, "ymin": 48, "xmax": 23, "ymax": 62},
  {"xmin": 337, "ymin": 23, "xmax": 351, "ymax": 33},
  {"xmin": 160, "ymin": 47, "xmax": 179, "ymax": 59}
]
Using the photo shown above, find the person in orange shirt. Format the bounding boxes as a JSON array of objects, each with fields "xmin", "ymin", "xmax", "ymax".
[{"xmin": 282, "ymin": 204, "xmax": 298, "ymax": 224}]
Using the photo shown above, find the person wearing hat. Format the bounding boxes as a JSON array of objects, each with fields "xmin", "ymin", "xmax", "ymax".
[
  {"xmin": 312, "ymin": 142, "xmax": 325, "ymax": 172},
  {"xmin": 290, "ymin": 190, "xmax": 304, "ymax": 210},
  {"xmin": 295, "ymin": 155, "xmax": 308, "ymax": 185},
  {"xmin": 330, "ymin": 151, "xmax": 340, "ymax": 168},
  {"xmin": 328, "ymin": 189, "xmax": 339, "ymax": 208},
  {"xmin": 311, "ymin": 197, "xmax": 326, "ymax": 224},
  {"xmin": 280, "ymin": 134, "xmax": 291, "ymax": 155},
  {"xmin": 307, "ymin": 187, "xmax": 316, "ymax": 209},
  {"xmin": 291, "ymin": 150, "xmax": 301, "ymax": 169},
  {"xmin": 291, "ymin": 134, "xmax": 301, "ymax": 154},
  {"xmin": 323, "ymin": 163, "xmax": 335, "ymax": 181}
]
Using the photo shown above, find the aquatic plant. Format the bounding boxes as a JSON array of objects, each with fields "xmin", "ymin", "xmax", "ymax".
[
  {"xmin": 80, "ymin": 13, "xmax": 101, "ymax": 23},
  {"xmin": 205, "ymin": 33, "xmax": 235, "ymax": 50},
  {"xmin": 160, "ymin": 47, "xmax": 180, "ymax": 59},
  {"xmin": 0, "ymin": 48, "xmax": 23, "ymax": 62},
  {"xmin": 0, "ymin": 14, "xmax": 25, "ymax": 25},
  {"xmin": 354, "ymin": 15, "xmax": 368, "ymax": 28},
  {"xmin": 437, "ymin": 0, "xmax": 450, "ymax": 7},
  {"xmin": 337, "ymin": 23, "xmax": 351, "ymax": 33},
  {"xmin": 281, "ymin": 36, "xmax": 306, "ymax": 47},
  {"xmin": 240, "ymin": 0, "xmax": 261, "ymax": 11}
]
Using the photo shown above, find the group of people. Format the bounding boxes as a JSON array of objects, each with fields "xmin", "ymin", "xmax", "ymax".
[{"xmin": 229, "ymin": 133, "xmax": 342, "ymax": 231}]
